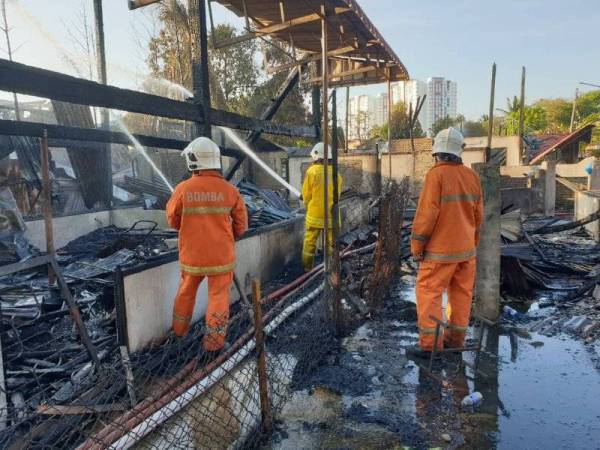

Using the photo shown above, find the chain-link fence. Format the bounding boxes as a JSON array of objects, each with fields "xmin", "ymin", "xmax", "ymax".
[{"xmin": 367, "ymin": 178, "xmax": 411, "ymax": 309}]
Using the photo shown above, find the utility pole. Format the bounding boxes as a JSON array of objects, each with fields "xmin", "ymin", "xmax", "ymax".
[
  {"xmin": 518, "ymin": 66, "xmax": 526, "ymax": 164},
  {"xmin": 1, "ymin": 0, "xmax": 19, "ymax": 121},
  {"xmin": 92, "ymin": 0, "xmax": 111, "ymax": 207},
  {"xmin": 189, "ymin": 0, "xmax": 212, "ymax": 139},
  {"xmin": 486, "ymin": 63, "xmax": 496, "ymax": 162},
  {"xmin": 569, "ymin": 88, "xmax": 579, "ymax": 133}
]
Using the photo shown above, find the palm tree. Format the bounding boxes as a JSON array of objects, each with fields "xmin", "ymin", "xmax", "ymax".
[{"xmin": 506, "ymin": 95, "xmax": 520, "ymax": 113}]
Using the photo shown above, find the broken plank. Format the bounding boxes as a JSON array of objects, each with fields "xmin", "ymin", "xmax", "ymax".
[{"xmin": 36, "ymin": 403, "xmax": 128, "ymax": 415}]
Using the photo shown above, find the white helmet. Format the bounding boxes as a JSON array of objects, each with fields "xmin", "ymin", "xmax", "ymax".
[
  {"xmin": 182, "ymin": 137, "xmax": 221, "ymax": 171},
  {"xmin": 432, "ymin": 127, "xmax": 464, "ymax": 157},
  {"xmin": 310, "ymin": 142, "xmax": 332, "ymax": 161}
]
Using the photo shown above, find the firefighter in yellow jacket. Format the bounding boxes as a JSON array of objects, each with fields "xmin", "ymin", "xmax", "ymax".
[
  {"xmin": 408, "ymin": 127, "xmax": 483, "ymax": 359},
  {"xmin": 301, "ymin": 142, "xmax": 342, "ymax": 272}
]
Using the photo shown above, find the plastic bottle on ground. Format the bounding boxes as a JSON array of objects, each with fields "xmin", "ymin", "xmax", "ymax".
[{"xmin": 461, "ymin": 391, "xmax": 483, "ymax": 408}]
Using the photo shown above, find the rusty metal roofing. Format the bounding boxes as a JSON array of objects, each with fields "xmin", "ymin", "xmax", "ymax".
[
  {"xmin": 529, "ymin": 124, "xmax": 595, "ymax": 165},
  {"xmin": 213, "ymin": 0, "xmax": 409, "ymax": 86}
]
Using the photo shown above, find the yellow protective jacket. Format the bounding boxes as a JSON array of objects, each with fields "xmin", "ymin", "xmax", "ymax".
[
  {"xmin": 302, "ymin": 163, "xmax": 342, "ymax": 229},
  {"xmin": 411, "ymin": 162, "xmax": 483, "ymax": 263}
]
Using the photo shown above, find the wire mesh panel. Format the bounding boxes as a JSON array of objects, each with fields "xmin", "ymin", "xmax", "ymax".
[{"xmin": 367, "ymin": 178, "xmax": 410, "ymax": 310}]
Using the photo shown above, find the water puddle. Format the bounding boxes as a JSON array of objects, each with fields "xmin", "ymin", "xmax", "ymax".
[{"xmin": 264, "ymin": 281, "xmax": 600, "ymax": 449}]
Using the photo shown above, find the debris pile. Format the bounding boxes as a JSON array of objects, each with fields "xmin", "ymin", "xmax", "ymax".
[
  {"xmin": 237, "ymin": 180, "xmax": 296, "ymax": 228},
  {"xmin": 498, "ymin": 212, "xmax": 600, "ymax": 343},
  {"xmin": 0, "ymin": 221, "xmax": 178, "ymax": 443}
]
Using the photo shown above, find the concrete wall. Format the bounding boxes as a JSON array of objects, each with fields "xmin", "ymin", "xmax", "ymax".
[
  {"xmin": 23, "ymin": 207, "xmax": 166, "ymax": 250},
  {"xmin": 575, "ymin": 191, "xmax": 600, "ymax": 242},
  {"xmin": 465, "ymin": 136, "xmax": 521, "ymax": 166},
  {"xmin": 122, "ymin": 217, "xmax": 304, "ymax": 353}
]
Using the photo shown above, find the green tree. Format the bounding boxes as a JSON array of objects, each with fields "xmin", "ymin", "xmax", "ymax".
[
  {"xmin": 147, "ymin": 1, "xmax": 259, "ymax": 114},
  {"xmin": 372, "ymin": 102, "xmax": 425, "ymax": 140},
  {"xmin": 534, "ymin": 98, "xmax": 572, "ymax": 133},
  {"xmin": 505, "ymin": 104, "xmax": 548, "ymax": 135},
  {"xmin": 431, "ymin": 115, "xmax": 458, "ymax": 135},
  {"xmin": 462, "ymin": 120, "xmax": 487, "ymax": 137},
  {"xmin": 506, "ymin": 95, "xmax": 520, "ymax": 113}
]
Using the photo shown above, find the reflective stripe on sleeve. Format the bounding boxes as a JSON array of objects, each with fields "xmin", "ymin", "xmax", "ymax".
[{"xmin": 411, "ymin": 233, "xmax": 429, "ymax": 242}]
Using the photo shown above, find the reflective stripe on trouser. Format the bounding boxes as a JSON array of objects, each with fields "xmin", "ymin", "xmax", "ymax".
[
  {"xmin": 172, "ymin": 271, "xmax": 233, "ymax": 352},
  {"xmin": 415, "ymin": 259, "xmax": 476, "ymax": 351},
  {"xmin": 301, "ymin": 226, "xmax": 333, "ymax": 272}
]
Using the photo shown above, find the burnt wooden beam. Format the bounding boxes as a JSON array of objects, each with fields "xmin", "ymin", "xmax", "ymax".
[
  {"xmin": 0, "ymin": 59, "xmax": 317, "ymax": 138},
  {"xmin": 0, "ymin": 119, "xmax": 244, "ymax": 158},
  {"xmin": 0, "ymin": 58, "xmax": 202, "ymax": 122},
  {"xmin": 211, "ymin": 108, "xmax": 313, "ymax": 138},
  {"xmin": 225, "ymin": 67, "xmax": 301, "ymax": 180}
]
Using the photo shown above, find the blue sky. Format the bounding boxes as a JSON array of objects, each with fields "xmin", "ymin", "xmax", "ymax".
[{"xmin": 2, "ymin": 0, "xmax": 599, "ymax": 120}]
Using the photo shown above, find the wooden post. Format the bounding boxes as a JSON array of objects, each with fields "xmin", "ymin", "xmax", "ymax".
[
  {"xmin": 40, "ymin": 129, "xmax": 55, "ymax": 284},
  {"xmin": 251, "ymin": 279, "xmax": 272, "ymax": 432},
  {"xmin": 518, "ymin": 66, "xmax": 526, "ymax": 164},
  {"xmin": 486, "ymin": 63, "xmax": 496, "ymax": 162},
  {"xmin": 190, "ymin": 0, "xmax": 212, "ymax": 139},
  {"xmin": 321, "ymin": 4, "xmax": 329, "ymax": 271},
  {"xmin": 92, "ymin": 0, "xmax": 112, "ymax": 207},
  {"xmin": 312, "ymin": 85, "xmax": 321, "ymax": 141},
  {"xmin": 569, "ymin": 88, "xmax": 579, "ymax": 133},
  {"xmin": 345, "ymin": 85, "xmax": 350, "ymax": 153},
  {"xmin": 331, "ymin": 89, "xmax": 342, "ymax": 335}
]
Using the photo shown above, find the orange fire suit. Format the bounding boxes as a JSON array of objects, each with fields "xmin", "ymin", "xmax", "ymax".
[
  {"xmin": 411, "ymin": 161, "xmax": 483, "ymax": 350},
  {"xmin": 166, "ymin": 170, "xmax": 248, "ymax": 351},
  {"xmin": 301, "ymin": 162, "xmax": 342, "ymax": 272}
]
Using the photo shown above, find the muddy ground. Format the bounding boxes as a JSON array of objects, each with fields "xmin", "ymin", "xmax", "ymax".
[{"xmin": 261, "ymin": 277, "xmax": 600, "ymax": 450}]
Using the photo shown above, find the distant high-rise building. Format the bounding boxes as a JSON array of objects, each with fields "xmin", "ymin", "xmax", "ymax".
[
  {"xmin": 391, "ymin": 80, "xmax": 428, "ymax": 132},
  {"xmin": 348, "ymin": 94, "xmax": 371, "ymax": 140},
  {"xmin": 426, "ymin": 77, "xmax": 457, "ymax": 135},
  {"xmin": 371, "ymin": 93, "xmax": 388, "ymax": 128}
]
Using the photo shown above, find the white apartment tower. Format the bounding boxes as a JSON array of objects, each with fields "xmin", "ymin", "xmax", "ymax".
[
  {"xmin": 391, "ymin": 80, "xmax": 428, "ymax": 132},
  {"xmin": 348, "ymin": 94, "xmax": 371, "ymax": 140},
  {"xmin": 426, "ymin": 77, "xmax": 457, "ymax": 135}
]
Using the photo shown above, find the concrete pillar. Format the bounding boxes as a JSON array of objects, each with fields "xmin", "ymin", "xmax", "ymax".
[
  {"xmin": 541, "ymin": 161, "xmax": 556, "ymax": 216},
  {"xmin": 473, "ymin": 163, "xmax": 501, "ymax": 322},
  {"xmin": 588, "ymin": 158, "xmax": 600, "ymax": 191}
]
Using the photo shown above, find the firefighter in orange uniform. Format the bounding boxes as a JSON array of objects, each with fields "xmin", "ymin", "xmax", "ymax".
[
  {"xmin": 408, "ymin": 127, "xmax": 483, "ymax": 359},
  {"xmin": 167, "ymin": 137, "xmax": 248, "ymax": 352}
]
